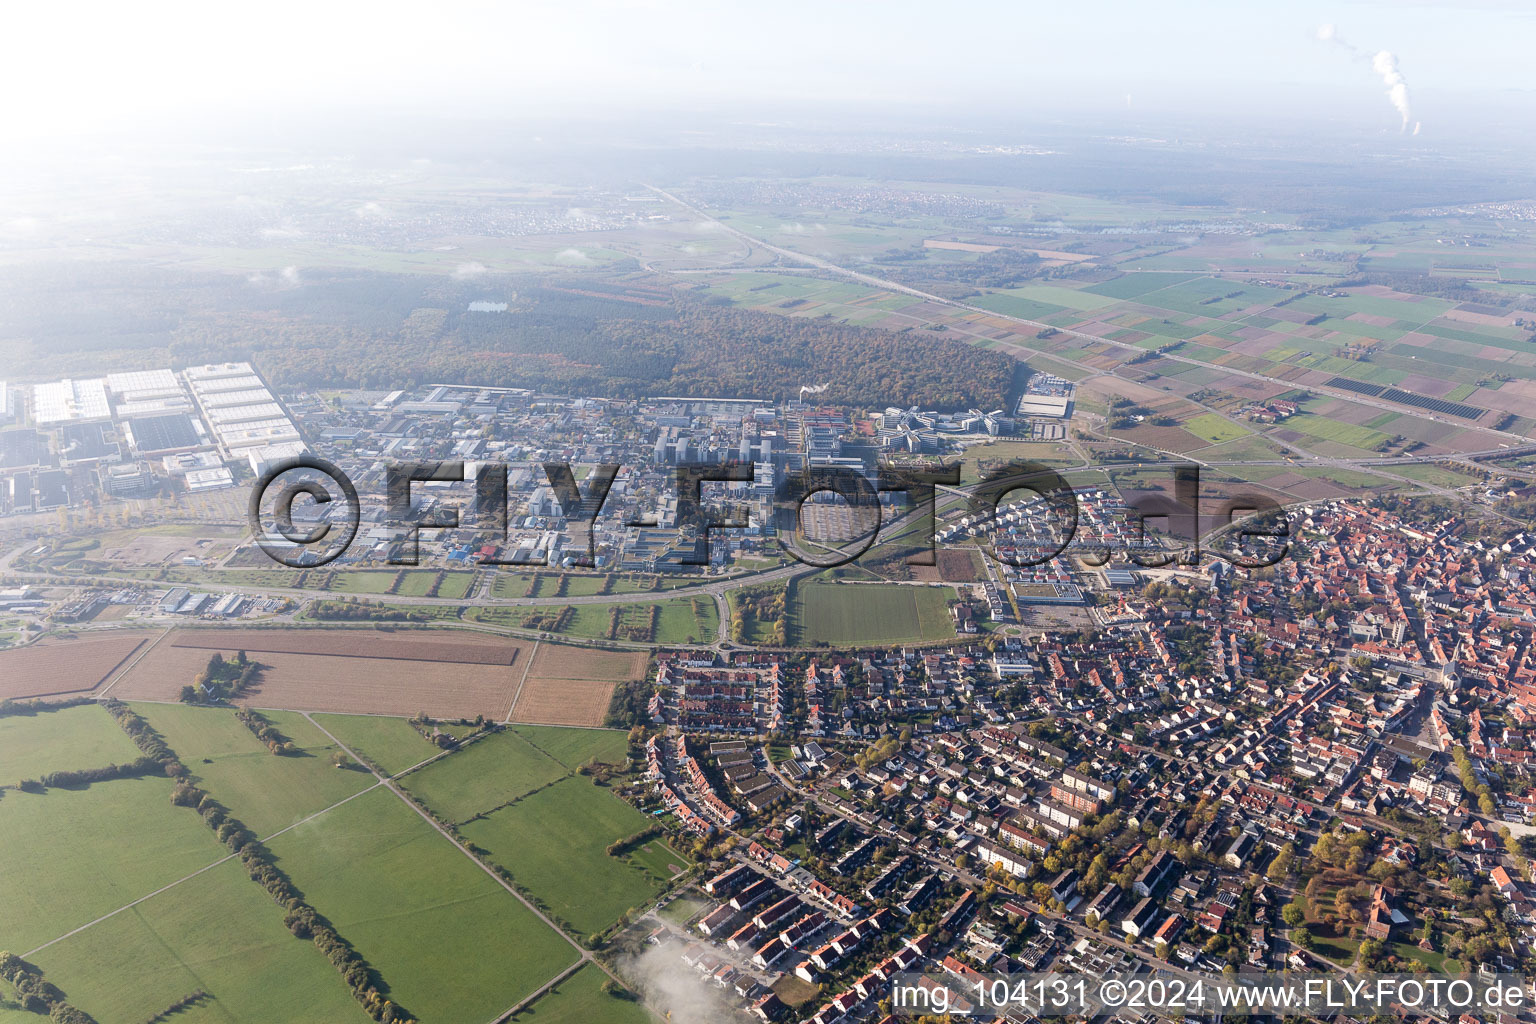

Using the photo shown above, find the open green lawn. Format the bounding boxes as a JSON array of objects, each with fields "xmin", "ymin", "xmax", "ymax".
[
  {"xmin": 134, "ymin": 703, "xmax": 375, "ymax": 838},
  {"xmin": 490, "ymin": 573, "xmax": 540, "ymax": 599},
  {"xmin": 434, "ymin": 572, "xmax": 476, "ymax": 599},
  {"xmin": 32, "ymin": 859, "xmax": 368, "ymax": 1024},
  {"xmin": 792, "ymin": 582, "xmax": 957, "ymax": 645},
  {"xmin": 0, "ymin": 776, "xmax": 229, "ymax": 952},
  {"xmin": 264, "ymin": 788, "xmax": 576, "ymax": 1024},
  {"xmin": 400, "ymin": 729, "xmax": 569, "ymax": 823},
  {"xmin": 514, "ymin": 724, "xmax": 630, "ymax": 770},
  {"xmin": 1389, "ymin": 462, "xmax": 1485, "ymax": 488},
  {"xmin": 1280, "ymin": 413, "xmax": 1393, "ymax": 451},
  {"xmin": 470, "ymin": 598, "xmax": 715, "ymax": 644},
  {"xmin": 512, "ymin": 964, "xmax": 655, "ymax": 1024},
  {"xmin": 394, "ymin": 570, "xmax": 475, "ymax": 598},
  {"xmin": 1184, "ymin": 413, "xmax": 1251, "ymax": 445},
  {"xmin": 459, "ymin": 776, "xmax": 679, "ymax": 939},
  {"xmin": 658, "ymin": 895, "xmax": 709, "ymax": 928},
  {"xmin": 654, "ymin": 598, "xmax": 719, "ymax": 644},
  {"xmin": 324, "ymin": 571, "xmax": 399, "ymax": 595},
  {"xmin": 311, "ymin": 713, "xmax": 444, "ymax": 776},
  {"xmin": 0, "ymin": 703, "xmax": 145, "ymax": 784}
]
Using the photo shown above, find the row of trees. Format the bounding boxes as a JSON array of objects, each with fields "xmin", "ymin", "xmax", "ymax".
[
  {"xmin": 604, "ymin": 678, "xmax": 656, "ymax": 729},
  {"xmin": 407, "ymin": 713, "xmax": 490, "ymax": 751},
  {"xmin": 29, "ymin": 756, "xmax": 166, "ymax": 791},
  {"xmin": 142, "ymin": 990, "xmax": 208, "ymax": 1023},
  {"xmin": 0, "ymin": 952, "xmax": 96, "ymax": 1022},
  {"xmin": 606, "ymin": 604, "xmax": 659, "ymax": 643},
  {"xmin": 1453, "ymin": 744, "xmax": 1500, "ymax": 816},
  {"xmin": 234, "ymin": 708, "xmax": 297, "ymax": 756},
  {"xmin": 0, "ymin": 696, "xmax": 94, "ymax": 719},
  {"xmin": 102, "ymin": 701, "xmax": 415, "ymax": 1024},
  {"xmin": 730, "ymin": 585, "xmax": 786, "ymax": 646},
  {"xmin": 102, "ymin": 700, "xmax": 180, "ymax": 771},
  {"xmin": 308, "ymin": 599, "xmax": 440, "ymax": 623}
]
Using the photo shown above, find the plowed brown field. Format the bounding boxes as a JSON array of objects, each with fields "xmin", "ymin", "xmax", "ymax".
[
  {"xmin": 0, "ymin": 633, "xmax": 149, "ymax": 700},
  {"xmin": 508, "ymin": 644, "xmax": 649, "ymax": 727},
  {"xmin": 168, "ymin": 627, "xmax": 520, "ymax": 665},
  {"xmin": 111, "ymin": 627, "xmax": 531, "ymax": 718}
]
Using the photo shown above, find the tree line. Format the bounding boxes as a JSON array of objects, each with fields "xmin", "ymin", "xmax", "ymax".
[
  {"xmin": 0, "ymin": 696, "xmax": 95, "ymax": 719},
  {"xmin": 0, "ymin": 952, "xmax": 97, "ymax": 1023},
  {"xmin": 102, "ymin": 701, "xmax": 417, "ymax": 1024},
  {"xmin": 24, "ymin": 757, "xmax": 167, "ymax": 792},
  {"xmin": 234, "ymin": 708, "xmax": 297, "ymax": 756}
]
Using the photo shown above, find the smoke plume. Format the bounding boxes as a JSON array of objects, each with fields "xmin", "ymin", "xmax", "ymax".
[
  {"xmin": 1315, "ymin": 23, "xmax": 1418, "ymax": 132},
  {"xmin": 1370, "ymin": 50, "xmax": 1413, "ymax": 131},
  {"xmin": 616, "ymin": 944, "xmax": 745, "ymax": 1024}
]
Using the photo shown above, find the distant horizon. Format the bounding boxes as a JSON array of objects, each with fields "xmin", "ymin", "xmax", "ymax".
[{"xmin": 5, "ymin": 0, "xmax": 1535, "ymax": 149}]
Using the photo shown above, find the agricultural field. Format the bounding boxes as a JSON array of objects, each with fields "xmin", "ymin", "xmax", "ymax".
[
  {"xmin": 1184, "ymin": 413, "xmax": 1251, "ymax": 445},
  {"xmin": 514, "ymin": 723, "xmax": 629, "ymax": 770},
  {"xmin": 399, "ymin": 728, "xmax": 570, "ymax": 823},
  {"xmin": 110, "ymin": 628, "xmax": 530, "ymax": 719},
  {"xmin": 459, "ymin": 775, "xmax": 683, "ymax": 939},
  {"xmin": 0, "ymin": 633, "xmax": 150, "ymax": 701},
  {"xmin": 311, "ymin": 712, "xmax": 446, "ymax": 776},
  {"xmin": 31, "ymin": 858, "xmax": 370, "ymax": 1024},
  {"xmin": 0, "ymin": 690, "xmax": 670, "ymax": 1023},
  {"xmin": 264, "ymin": 787, "xmax": 577, "ymax": 1024},
  {"xmin": 0, "ymin": 775, "xmax": 230, "ymax": 953},
  {"xmin": 791, "ymin": 581, "xmax": 958, "ymax": 645},
  {"xmin": 0, "ymin": 702, "xmax": 144, "ymax": 783},
  {"xmin": 512, "ymin": 964, "xmax": 655, "ymax": 1024},
  {"xmin": 509, "ymin": 644, "xmax": 649, "ymax": 728},
  {"xmin": 133, "ymin": 703, "xmax": 377, "ymax": 837}
]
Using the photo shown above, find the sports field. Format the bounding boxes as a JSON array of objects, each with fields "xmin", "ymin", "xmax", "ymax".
[{"xmin": 791, "ymin": 582, "xmax": 958, "ymax": 645}]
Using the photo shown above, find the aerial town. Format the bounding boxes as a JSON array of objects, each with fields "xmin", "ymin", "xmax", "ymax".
[{"xmin": 6, "ymin": 358, "xmax": 1536, "ymax": 1023}]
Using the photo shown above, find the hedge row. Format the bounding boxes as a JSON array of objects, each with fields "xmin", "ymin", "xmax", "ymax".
[
  {"xmin": 104, "ymin": 701, "xmax": 416, "ymax": 1024},
  {"xmin": 233, "ymin": 708, "xmax": 296, "ymax": 756},
  {"xmin": 0, "ymin": 951, "xmax": 97, "ymax": 1023}
]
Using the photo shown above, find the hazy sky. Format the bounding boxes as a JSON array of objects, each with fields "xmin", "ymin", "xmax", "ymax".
[{"xmin": 3, "ymin": 0, "xmax": 1531, "ymax": 140}]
